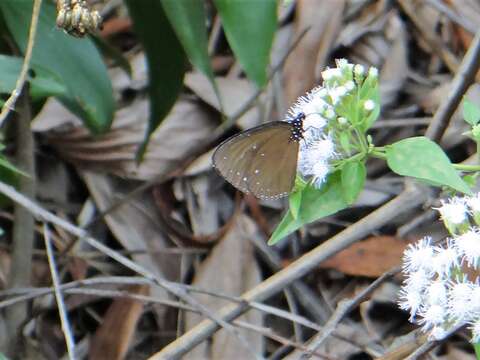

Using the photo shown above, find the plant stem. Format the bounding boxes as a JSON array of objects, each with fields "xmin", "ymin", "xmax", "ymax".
[{"xmin": 453, "ymin": 164, "xmax": 480, "ymax": 171}]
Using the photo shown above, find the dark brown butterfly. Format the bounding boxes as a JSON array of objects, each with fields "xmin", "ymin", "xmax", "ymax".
[{"xmin": 212, "ymin": 113, "xmax": 305, "ymax": 200}]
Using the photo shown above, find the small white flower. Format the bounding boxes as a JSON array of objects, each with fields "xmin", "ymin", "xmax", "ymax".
[
  {"xmin": 323, "ymin": 108, "xmax": 336, "ymax": 120},
  {"xmin": 470, "ymin": 318, "xmax": 480, "ymax": 342},
  {"xmin": 402, "ymin": 237, "xmax": 434, "ymax": 273},
  {"xmin": 419, "ymin": 304, "xmax": 445, "ymax": 330},
  {"xmin": 321, "ymin": 68, "xmax": 342, "ymax": 81},
  {"xmin": 431, "ymin": 241, "xmax": 458, "ymax": 277},
  {"xmin": 328, "ymin": 86, "xmax": 348, "ymax": 105},
  {"xmin": 469, "ymin": 284, "xmax": 480, "ymax": 314},
  {"xmin": 311, "ymin": 162, "xmax": 330, "ymax": 188},
  {"xmin": 345, "ymin": 80, "xmax": 355, "ymax": 91},
  {"xmin": 436, "ymin": 197, "xmax": 469, "ymax": 225},
  {"xmin": 430, "ymin": 326, "xmax": 448, "ymax": 340},
  {"xmin": 453, "ymin": 229, "xmax": 480, "ymax": 267},
  {"xmin": 354, "ymin": 64, "xmax": 365, "ymax": 77},
  {"xmin": 466, "ymin": 194, "xmax": 480, "ymax": 214},
  {"xmin": 368, "ymin": 67, "xmax": 378, "ymax": 78},
  {"xmin": 398, "ymin": 287, "xmax": 423, "ymax": 321},
  {"xmin": 404, "ymin": 268, "xmax": 432, "ymax": 293},
  {"xmin": 336, "ymin": 58, "xmax": 350, "ymax": 69},
  {"xmin": 448, "ymin": 279, "xmax": 473, "ymax": 321},
  {"xmin": 425, "ymin": 280, "xmax": 448, "ymax": 307},
  {"xmin": 364, "ymin": 99, "xmax": 375, "ymax": 111}
]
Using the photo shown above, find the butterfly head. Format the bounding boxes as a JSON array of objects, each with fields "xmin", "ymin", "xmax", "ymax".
[{"xmin": 289, "ymin": 112, "xmax": 305, "ymax": 142}]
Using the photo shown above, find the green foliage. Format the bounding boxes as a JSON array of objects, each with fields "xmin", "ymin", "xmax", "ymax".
[
  {"xmin": 213, "ymin": 0, "xmax": 276, "ymax": 88},
  {"xmin": 463, "ymin": 99, "xmax": 480, "ymax": 126},
  {"xmin": 269, "ymin": 172, "xmax": 348, "ymax": 245},
  {"xmin": 0, "ymin": 55, "xmax": 66, "ymax": 102},
  {"xmin": 161, "ymin": 0, "xmax": 214, "ymax": 84},
  {"xmin": 341, "ymin": 161, "xmax": 366, "ymax": 204},
  {"xmin": 125, "ymin": 0, "xmax": 186, "ymax": 158},
  {"xmin": 0, "ymin": 0, "xmax": 114, "ymax": 133},
  {"xmin": 386, "ymin": 137, "xmax": 471, "ymax": 194}
]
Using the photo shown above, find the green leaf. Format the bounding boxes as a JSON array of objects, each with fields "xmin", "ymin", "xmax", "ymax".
[
  {"xmin": 0, "ymin": 0, "xmax": 115, "ymax": 133},
  {"xmin": 341, "ymin": 161, "xmax": 366, "ymax": 204},
  {"xmin": 161, "ymin": 0, "xmax": 213, "ymax": 82},
  {"xmin": 269, "ymin": 172, "xmax": 348, "ymax": 245},
  {"xmin": 463, "ymin": 99, "xmax": 480, "ymax": 126},
  {"xmin": 213, "ymin": 0, "xmax": 276, "ymax": 88},
  {"xmin": 386, "ymin": 136, "xmax": 472, "ymax": 195},
  {"xmin": 0, "ymin": 156, "xmax": 28, "ymax": 177},
  {"xmin": 0, "ymin": 55, "xmax": 67, "ymax": 100},
  {"xmin": 125, "ymin": 0, "xmax": 186, "ymax": 158},
  {"xmin": 289, "ymin": 190, "xmax": 302, "ymax": 220}
]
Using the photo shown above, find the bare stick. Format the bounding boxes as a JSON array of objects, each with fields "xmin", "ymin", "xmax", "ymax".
[
  {"xmin": 0, "ymin": 0, "xmax": 42, "ymax": 127},
  {"xmin": 425, "ymin": 30, "xmax": 480, "ymax": 141},
  {"xmin": 152, "ymin": 184, "xmax": 428, "ymax": 358},
  {"xmin": 43, "ymin": 223, "xmax": 76, "ymax": 359}
]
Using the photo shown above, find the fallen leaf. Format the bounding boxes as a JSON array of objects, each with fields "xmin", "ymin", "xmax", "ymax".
[
  {"xmin": 34, "ymin": 98, "xmax": 216, "ymax": 180},
  {"xmin": 283, "ymin": 0, "xmax": 345, "ymax": 105},
  {"xmin": 320, "ymin": 236, "xmax": 408, "ymax": 277},
  {"xmin": 89, "ymin": 285, "xmax": 149, "ymax": 360},
  {"xmin": 184, "ymin": 215, "xmax": 263, "ymax": 359}
]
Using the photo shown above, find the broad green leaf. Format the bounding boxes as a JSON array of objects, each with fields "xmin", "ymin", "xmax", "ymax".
[
  {"xmin": 161, "ymin": 0, "xmax": 214, "ymax": 82},
  {"xmin": 0, "ymin": 0, "xmax": 114, "ymax": 133},
  {"xmin": 0, "ymin": 55, "xmax": 66, "ymax": 100},
  {"xmin": 213, "ymin": 0, "xmax": 276, "ymax": 88},
  {"xmin": 386, "ymin": 136, "xmax": 472, "ymax": 195},
  {"xmin": 125, "ymin": 0, "xmax": 186, "ymax": 158},
  {"xmin": 463, "ymin": 99, "xmax": 480, "ymax": 126},
  {"xmin": 269, "ymin": 172, "xmax": 348, "ymax": 245},
  {"xmin": 341, "ymin": 161, "xmax": 366, "ymax": 204}
]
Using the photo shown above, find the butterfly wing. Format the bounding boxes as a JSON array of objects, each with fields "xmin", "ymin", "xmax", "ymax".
[{"xmin": 212, "ymin": 122, "xmax": 299, "ymax": 199}]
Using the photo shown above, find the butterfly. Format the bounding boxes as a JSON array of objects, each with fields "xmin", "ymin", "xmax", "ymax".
[{"xmin": 212, "ymin": 113, "xmax": 305, "ymax": 200}]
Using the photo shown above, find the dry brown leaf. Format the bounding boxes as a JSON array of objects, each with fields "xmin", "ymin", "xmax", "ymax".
[
  {"xmin": 320, "ymin": 236, "xmax": 408, "ymax": 277},
  {"xmin": 184, "ymin": 215, "xmax": 263, "ymax": 359},
  {"xmin": 81, "ymin": 170, "xmax": 181, "ymax": 317},
  {"xmin": 34, "ymin": 98, "xmax": 216, "ymax": 181},
  {"xmin": 283, "ymin": 0, "xmax": 345, "ymax": 106},
  {"xmin": 89, "ymin": 285, "xmax": 149, "ymax": 360},
  {"xmin": 184, "ymin": 72, "xmax": 260, "ymax": 129}
]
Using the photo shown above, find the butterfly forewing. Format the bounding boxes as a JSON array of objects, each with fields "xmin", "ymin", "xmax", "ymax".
[{"xmin": 213, "ymin": 122, "xmax": 299, "ymax": 199}]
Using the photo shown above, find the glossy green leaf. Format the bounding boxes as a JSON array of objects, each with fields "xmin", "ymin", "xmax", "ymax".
[
  {"xmin": 125, "ymin": 0, "xmax": 186, "ymax": 157},
  {"xmin": 214, "ymin": 0, "xmax": 276, "ymax": 88},
  {"xmin": 161, "ymin": 0, "xmax": 213, "ymax": 81},
  {"xmin": 341, "ymin": 161, "xmax": 366, "ymax": 204},
  {"xmin": 0, "ymin": 0, "xmax": 114, "ymax": 133},
  {"xmin": 0, "ymin": 55, "xmax": 66, "ymax": 100},
  {"xmin": 269, "ymin": 172, "xmax": 348, "ymax": 245},
  {"xmin": 386, "ymin": 136, "xmax": 472, "ymax": 195},
  {"xmin": 463, "ymin": 99, "xmax": 480, "ymax": 126}
]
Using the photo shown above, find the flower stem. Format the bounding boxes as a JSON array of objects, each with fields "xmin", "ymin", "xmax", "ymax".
[{"xmin": 453, "ymin": 164, "xmax": 480, "ymax": 171}]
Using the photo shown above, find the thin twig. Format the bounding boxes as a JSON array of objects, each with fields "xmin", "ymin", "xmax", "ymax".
[
  {"xmin": 303, "ymin": 267, "xmax": 401, "ymax": 358},
  {"xmin": 0, "ymin": 276, "xmax": 325, "ymax": 334},
  {"xmin": 43, "ymin": 223, "xmax": 76, "ymax": 360},
  {"xmin": 404, "ymin": 324, "xmax": 466, "ymax": 360},
  {"xmin": 0, "ymin": 0, "xmax": 42, "ymax": 127},
  {"xmin": 0, "ymin": 181, "xmax": 261, "ymax": 359},
  {"xmin": 425, "ymin": 30, "xmax": 480, "ymax": 141},
  {"xmin": 152, "ymin": 185, "xmax": 428, "ymax": 358}
]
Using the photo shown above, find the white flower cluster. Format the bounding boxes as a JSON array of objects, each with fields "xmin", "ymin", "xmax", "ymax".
[
  {"xmin": 286, "ymin": 59, "xmax": 378, "ymax": 188},
  {"xmin": 399, "ymin": 194, "xmax": 480, "ymax": 342}
]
